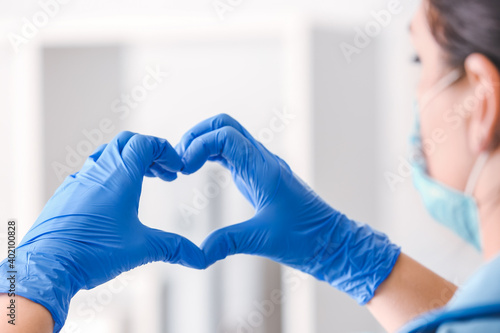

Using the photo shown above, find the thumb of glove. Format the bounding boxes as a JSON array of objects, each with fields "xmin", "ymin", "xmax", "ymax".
[
  {"xmin": 144, "ymin": 226, "xmax": 207, "ymax": 269},
  {"xmin": 201, "ymin": 218, "xmax": 269, "ymax": 266}
]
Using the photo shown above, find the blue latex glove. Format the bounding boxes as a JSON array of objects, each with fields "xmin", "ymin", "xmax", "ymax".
[
  {"xmin": 0, "ymin": 131, "xmax": 206, "ymax": 332},
  {"xmin": 176, "ymin": 114, "xmax": 401, "ymax": 305}
]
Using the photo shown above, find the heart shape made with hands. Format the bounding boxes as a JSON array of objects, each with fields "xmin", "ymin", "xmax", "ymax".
[{"xmin": 4, "ymin": 114, "xmax": 399, "ymax": 333}]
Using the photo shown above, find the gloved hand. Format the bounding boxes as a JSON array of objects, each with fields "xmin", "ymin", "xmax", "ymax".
[
  {"xmin": 0, "ymin": 131, "xmax": 206, "ymax": 332},
  {"xmin": 176, "ymin": 114, "xmax": 401, "ymax": 305}
]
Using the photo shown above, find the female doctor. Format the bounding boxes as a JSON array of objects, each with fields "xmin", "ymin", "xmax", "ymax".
[{"xmin": 1, "ymin": 0, "xmax": 500, "ymax": 332}]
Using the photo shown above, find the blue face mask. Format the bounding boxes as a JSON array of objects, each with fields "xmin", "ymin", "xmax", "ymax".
[{"xmin": 410, "ymin": 69, "xmax": 489, "ymax": 251}]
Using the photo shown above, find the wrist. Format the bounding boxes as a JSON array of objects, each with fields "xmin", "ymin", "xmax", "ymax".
[
  {"xmin": 0, "ymin": 246, "xmax": 83, "ymax": 332},
  {"xmin": 0, "ymin": 294, "xmax": 54, "ymax": 333}
]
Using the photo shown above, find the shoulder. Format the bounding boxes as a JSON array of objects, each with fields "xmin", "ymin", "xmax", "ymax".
[
  {"xmin": 436, "ymin": 253, "xmax": 500, "ymax": 333},
  {"xmin": 447, "ymin": 253, "xmax": 500, "ymax": 309}
]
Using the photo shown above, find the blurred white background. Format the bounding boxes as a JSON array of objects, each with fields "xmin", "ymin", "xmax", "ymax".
[{"xmin": 0, "ymin": 1, "xmax": 483, "ymax": 332}]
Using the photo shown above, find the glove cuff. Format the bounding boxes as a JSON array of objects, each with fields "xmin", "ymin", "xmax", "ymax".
[
  {"xmin": 308, "ymin": 213, "xmax": 401, "ymax": 305},
  {"xmin": 0, "ymin": 248, "xmax": 83, "ymax": 332}
]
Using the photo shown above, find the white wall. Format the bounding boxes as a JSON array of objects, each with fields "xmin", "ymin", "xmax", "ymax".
[{"xmin": 2, "ymin": 0, "xmax": 393, "ymax": 22}]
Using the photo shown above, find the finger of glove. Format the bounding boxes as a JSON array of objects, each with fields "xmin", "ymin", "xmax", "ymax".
[
  {"xmin": 80, "ymin": 131, "xmax": 136, "ymax": 184},
  {"xmin": 201, "ymin": 219, "xmax": 265, "ymax": 266},
  {"xmin": 121, "ymin": 134, "xmax": 183, "ymax": 182},
  {"xmin": 181, "ymin": 126, "xmax": 264, "ymax": 180},
  {"xmin": 99, "ymin": 130, "xmax": 136, "ymax": 158},
  {"xmin": 143, "ymin": 167, "xmax": 177, "ymax": 181},
  {"xmin": 176, "ymin": 113, "xmax": 261, "ymax": 157},
  {"xmin": 204, "ymin": 156, "xmax": 255, "ymax": 206},
  {"xmin": 148, "ymin": 163, "xmax": 178, "ymax": 181},
  {"xmin": 79, "ymin": 144, "xmax": 108, "ymax": 174},
  {"xmin": 69, "ymin": 143, "xmax": 109, "ymax": 184},
  {"xmin": 145, "ymin": 227, "xmax": 207, "ymax": 269}
]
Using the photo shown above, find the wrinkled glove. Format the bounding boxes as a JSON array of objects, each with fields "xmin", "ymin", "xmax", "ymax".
[
  {"xmin": 176, "ymin": 114, "xmax": 401, "ymax": 305},
  {"xmin": 0, "ymin": 131, "xmax": 206, "ymax": 332}
]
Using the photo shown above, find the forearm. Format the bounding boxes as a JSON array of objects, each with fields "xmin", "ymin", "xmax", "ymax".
[
  {"xmin": 0, "ymin": 294, "xmax": 53, "ymax": 333},
  {"xmin": 367, "ymin": 253, "xmax": 457, "ymax": 333}
]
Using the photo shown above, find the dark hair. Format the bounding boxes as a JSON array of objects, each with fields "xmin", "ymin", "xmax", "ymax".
[{"xmin": 427, "ymin": 0, "xmax": 500, "ymax": 71}]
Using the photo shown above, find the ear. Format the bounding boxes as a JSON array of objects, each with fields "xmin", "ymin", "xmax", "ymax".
[{"xmin": 464, "ymin": 53, "xmax": 500, "ymax": 153}]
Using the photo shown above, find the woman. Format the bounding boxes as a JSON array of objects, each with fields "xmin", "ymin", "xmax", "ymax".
[{"xmin": 1, "ymin": 0, "xmax": 499, "ymax": 332}]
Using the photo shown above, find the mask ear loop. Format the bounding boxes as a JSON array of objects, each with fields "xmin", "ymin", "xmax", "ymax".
[
  {"xmin": 465, "ymin": 152, "xmax": 490, "ymax": 250},
  {"xmin": 465, "ymin": 152, "xmax": 490, "ymax": 196},
  {"xmin": 418, "ymin": 68, "xmax": 488, "ymax": 193},
  {"xmin": 420, "ymin": 69, "xmax": 463, "ymax": 111},
  {"xmin": 413, "ymin": 69, "xmax": 463, "ymax": 170}
]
